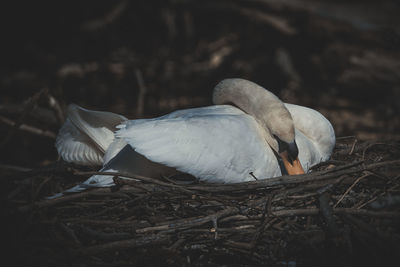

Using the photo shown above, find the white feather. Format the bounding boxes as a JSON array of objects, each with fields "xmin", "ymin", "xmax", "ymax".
[
  {"xmin": 52, "ymin": 81, "xmax": 336, "ymax": 198},
  {"xmin": 117, "ymin": 105, "xmax": 281, "ymax": 183},
  {"xmin": 55, "ymin": 104, "xmax": 128, "ymax": 166},
  {"xmin": 46, "ymin": 168, "xmax": 120, "ymax": 199},
  {"xmin": 285, "ymin": 103, "xmax": 335, "ymax": 161},
  {"xmin": 55, "ymin": 118, "xmax": 103, "ymax": 166},
  {"xmin": 115, "ymin": 104, "xmax": 334, "ymax": 183},
  {"xmin": 66, "ymin": 104, "xmax": 127, "ymax": 153}
]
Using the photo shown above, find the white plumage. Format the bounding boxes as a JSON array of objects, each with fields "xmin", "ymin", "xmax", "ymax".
[
  {"xmin": 117, "ymin": 105, "xmax": 281, "ymax": 183},
  {"xmin": 55, "ymin": 118, "xmax": 104, "ymax": 166},
  {"xmin": 52, "ymin": 78, "xmax": 335, "ymax": 197}
]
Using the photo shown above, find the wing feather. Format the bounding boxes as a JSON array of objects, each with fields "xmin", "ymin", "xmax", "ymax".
[
  {"xmin": 67, "ymin": 104, "xmax": 127, "ymax": 153},
  {"xmin": 55, "ymin": 104, "xmax": 128, "ymax": 166},
  {"xmin": 55, "ymin": 119, "xmax": 104, "ymax": 166},
  {"xmin": 117, "ymin": 108, "xmax": 281, "ymax": 183}
]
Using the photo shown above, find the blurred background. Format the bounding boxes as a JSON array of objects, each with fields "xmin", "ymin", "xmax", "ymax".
[{"xmin": 1, "ymin": 0, "xmax": 399, "ymax": 167}]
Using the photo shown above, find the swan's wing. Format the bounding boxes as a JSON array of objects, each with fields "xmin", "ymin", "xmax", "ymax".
[
  {"xmin": 55, "ymin": 104, "xmax": 128, "ymax": 166},
  {"xmin": 160, "ymin": 105, "xmax": 245, "ymax": 119},
  {"xmin": 67, "ymin": 104, "xmax": 127, "ymax": 153},
  {"xmin": 103, "ymin": 138, "xmax": 128, "ymax": 165},
  {"xmin": 55, "ymin": 118, "xmax": 104, "ymax": 166},
  {"xmin": 116, "ymin": 113, "xmax": 281, "ymax": 183},
  {"xmin": 46, "ymin": 168, "xmax": 120, "ymax": 199},
  {"xmin": 62, "ymin": 168, "xmax": 119, "ymax": 193}
]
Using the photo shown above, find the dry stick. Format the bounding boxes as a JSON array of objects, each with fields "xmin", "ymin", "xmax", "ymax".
[
  {"xmin": 334, "ymin": 172, "xmax": 371, "ymax": 208},
  {"xmin": 59, "ymin": 223, "xmax": 81, "ymax": 247},
  {"xmin": 32, "ymin": 176, "xmax": 54, "ymax": 200},
  {"xmin": 0, "ymin": 104, "xmax": 57, "ymax": 125},
  {"xmin": 272, "ymin": 175, "xmax": 347, "ymax": 202},
  {"xmin": 134, "ymin": 207, "xmax": 399, "ymax": 235},
  {"xmin": 22, "ymin": 159, "xmax": 400, "ymax": 212},
  {"xmin": 274, "ymin": 208, "xmax": 400, "ymax": 218},
  {"xmin": 0, "ymin": 163, "xmax": 32, "ymax": 173},
  {"xmin": 224, "ymin": 240, "xmax": 253, "ymax": 250},
  {"xmin": 81, "ymin": 0, "xmax": 129, "ymax": 31},
  {"xmin": 362, "ymin": 142, "xmax": 387, "ymax": 160},
  {"xmin": 72, "ymin": 159, "xmax": 398, "ymax": 194},
  {"xmin": 230, "ymin": 5, "xmax": 297, "ymax": 35},
  {"xmin": 47, "ymin": 94, "xmax": 65, "ymax": 124},
  {"xmin": 336, "ymin": 136, "xmax": 357, "ymax": 140},
  {"xmin": 136, "ymin": 207, "xmax": 238, "ymax": 233},
  {"xmin": 213, "ymin": 208, "xmax": 399, "ymax": 220},
  {"xmin": 63, "ymin": 219, "xmax": 142, "ymax": 227},
  {"xmin": 18, "ymin": 188, "xmax": 111, "ymax": 212},
  {"xmin": 220, "ymin": 215, "xmax": 248, "ymax": 223},
  {"xmin": 355, "ymin": 175, "xmax": 400, "ymax": 209},
  {"xmin": 236, "ymin": 208, "xmax": 399, "ymax": 219},
  {"xmin": 310, "ymin": 159, "xmax": 347, "ymax": 169},
  {"xmin": 0, "ymin": 88, "xmax": 47, "ymax": 148},
  {"xmin": 135, "ymin": 68, "xmax": 147, "ymax": 117},
  {"xmin": 335, "ymin": 141, "xmax": 373, "ymax": 156},
  {"xmin": 75, "ymin": 171, "xmax": 195, "ymax": 194},
  {"xmin": 75, "ymin": 225, "xmax": 132, "ymax": 241},
  {"xmin": 184, "ymin": 160, "xmax": 398, "ymax": 192},
  {"xmin": 348, "ymin": 138, "xmax": 358, "ymax": 155},
  {"xmin": 170, "ymin": 238, "xmax": 186, "ymax": 250},
  {"xmin": 250, "ymin": 216, "xmax": 278, "ymax": 251},
  {"xmin": 319, "ymin": 160, "xmax": 364, "ymax": 174},
  {"xmin": 356, "ymin": 184, "xmax": 400, "ymax": 209},
  {"xmin": 76, "ymin": 200, "xmax": 127, "ymax": 219},
  {"xmin": 0, "ymin": 115, "xmax": 56, "ymax": 139},
  {"xmin": 79, "ymin": 234, "xmax": 169, "ymax": 255}
]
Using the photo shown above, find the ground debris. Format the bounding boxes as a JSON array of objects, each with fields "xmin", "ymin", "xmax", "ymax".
[{"xmin": 2, "ymin": 138, "xmax": 399, "ymax": 266}]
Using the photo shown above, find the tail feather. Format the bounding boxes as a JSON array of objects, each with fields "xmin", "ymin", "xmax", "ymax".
[
  {"xmin": 46, "ymin": 169, "xmax": 126, "ymax": 199},
  {"xmin": 67, "ymin": 104, "xmax": 127, "ymax": 153},
  {"xmin": 55, "ymin": 104, "xmax": 127, "ymax": 166}
]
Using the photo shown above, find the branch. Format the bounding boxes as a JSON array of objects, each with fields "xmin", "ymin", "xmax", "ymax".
[
  {"xmin": 0, "ymin": 115, "xmax": 56, "ymax": 139},
  {"xmin": 136, "ymin": 207, "xmax": 238, "ymax": 233},
  {"xmin": 78, "ymin": 234, "xmax": 169, "ymax": 255}
]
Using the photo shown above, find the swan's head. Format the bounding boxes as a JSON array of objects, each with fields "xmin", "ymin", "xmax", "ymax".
[
  {"xmin": 273, "ymin": 134, "xmax": 304, "ymax": 176},
  {"xmin": 258, "ymin": 106, "xmax": 304, "ymax": 176},
  {"xmin": 213, "ymin": 78, "xmax": 304, "ymax": 175}
]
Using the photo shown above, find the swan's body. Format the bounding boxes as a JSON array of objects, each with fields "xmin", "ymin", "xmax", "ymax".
[{"xmin": 53, "ymin": 79, "xmax": 335, "ymax": 196}]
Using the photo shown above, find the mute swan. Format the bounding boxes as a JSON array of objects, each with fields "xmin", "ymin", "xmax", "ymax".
[{"xmin": 53, "ymin": 78, "xmax": 335, "ymax": 196}]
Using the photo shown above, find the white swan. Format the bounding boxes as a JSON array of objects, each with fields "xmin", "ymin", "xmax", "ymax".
[{"xmin": 53, "ymin": 78, "xmax": 335, "ymax": 196}]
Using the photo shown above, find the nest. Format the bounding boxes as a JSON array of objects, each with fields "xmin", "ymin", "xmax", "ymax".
[{"xmin": 2, "ymin": 138, "xmax": 400, "ymax": 266}]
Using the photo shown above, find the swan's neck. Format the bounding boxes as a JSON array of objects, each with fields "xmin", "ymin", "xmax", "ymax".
[{"xmin": 213, "ymin": 79, "xmax": 295, "ymax": 149}]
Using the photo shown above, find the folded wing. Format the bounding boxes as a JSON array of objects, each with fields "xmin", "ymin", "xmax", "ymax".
[
  {"xmin": 117, "ymin": 108, "xmax": 281, "ymax": 183},
  {"xmin": 55, "ymin": 104, "xmax": 127, "ymax": 166}
]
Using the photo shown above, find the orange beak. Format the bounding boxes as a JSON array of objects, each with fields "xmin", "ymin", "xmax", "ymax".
[{"xmin": 279, "ymin": 151, "xmax": 305, "ymax": 175}]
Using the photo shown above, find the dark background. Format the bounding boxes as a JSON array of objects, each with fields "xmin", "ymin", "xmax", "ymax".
[
  {"xmin": 1, "ymin": 0, "xmax": 399, "ymax": 165},
  {"xmin": 1, "ymin": 1, "xmax": 400, "ymax": 266}
]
